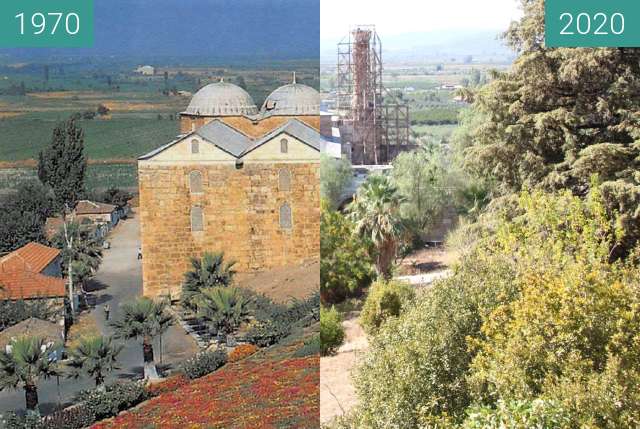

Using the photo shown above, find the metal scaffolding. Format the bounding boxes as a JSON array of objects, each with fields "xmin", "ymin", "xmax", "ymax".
[{"xmin": 336, "ymin": 25, "xmax": 412, "ymax": 165}]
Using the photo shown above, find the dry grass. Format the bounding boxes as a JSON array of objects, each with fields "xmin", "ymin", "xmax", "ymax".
[{"xmin": 66, "ymin": 312, "xmax": 100, "ymax": 349}]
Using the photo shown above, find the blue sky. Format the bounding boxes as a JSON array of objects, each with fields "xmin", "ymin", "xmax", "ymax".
[{"xmin": 3, "ymin": 0, "xmax": 320, "ymax": 60}]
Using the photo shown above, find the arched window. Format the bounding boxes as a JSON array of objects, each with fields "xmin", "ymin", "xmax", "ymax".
[
  {"xmin": 279, "ymin": 202, "xmax": 292, "ymax": 229},
  {"xmin": 278, "ymin": 169, "xmax": 291, "ymax": 191},
  {"xmin": 280, "ymin": 138, "xmax": 288, "ymax": 154},
  {"xmin": 191, "ymin": 139, "xmax": 200, "ymax": 154},
  {"xmin": 189, "ymin": 171, "xmax": 203, "ymax": 193},
  {"xmin": 191, "ymin": 206, "xmax": 204, "ymax": 232}
]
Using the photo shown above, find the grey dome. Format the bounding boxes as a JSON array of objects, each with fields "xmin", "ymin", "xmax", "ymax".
[
  {"xmin": 261, "ymin": 81, "xmax": 319, "ymax": 116},
  {"xmin": 184, "ymin": 81, "xmax": 258, "ymax": 116}
]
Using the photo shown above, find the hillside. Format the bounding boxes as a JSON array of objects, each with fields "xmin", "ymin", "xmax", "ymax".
[{"xmin": 92, "ymin": 328, "xmax": 319, "ymax": 429}]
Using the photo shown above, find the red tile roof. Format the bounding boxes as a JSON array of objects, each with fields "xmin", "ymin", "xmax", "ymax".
[
  {"xmin": 0, "ymin": 268, "xmax": 66, "ymax": 300},
  {"xmin": 74, "ymin": 200, "xmax": 117, "ymax": 215},
  {"xmin": 0, "ymin": 242, "xmax": 61, "ymax": 273},
  {"xmin": 0, "ymin": 243, "xmax": 65, "ymax": 300}
]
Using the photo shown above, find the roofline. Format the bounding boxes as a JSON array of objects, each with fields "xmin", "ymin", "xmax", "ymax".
[
  {"xmin": 240, "ymin": 118, "xmax": 320, "ymax": 156},
  {"xmin": 138, "ymin": 132, "xmax": 195, "ymax": 160},
  {"xmin": 139, "ymin": 118, "xmax": 320, "ymax": 162}
]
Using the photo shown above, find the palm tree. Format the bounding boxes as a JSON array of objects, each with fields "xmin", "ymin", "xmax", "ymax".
[
  {"xmin": 66, "ymin": 335, "xmax": 122, "ymax": 388},
  {"xmin": 0, "ymin": 336, "xmax": 61, "ymax": 411},
  {"xmin": 196, "ymin": 287, "xmax": 252, "ymax": 336},
  {"xmin": 110, "ymin": 297, "xmax": 172, "ymax": 380},
  {"xmin": 52, "ymin": 221, "xmax": 103, "ymax": 273},
  {"xmin": 183, "ymin": 252, "xmax": 236, "ymax": 311},
  {"xmin": 348, "ymin": 174, "xmax": 405, "ymax": 280}
]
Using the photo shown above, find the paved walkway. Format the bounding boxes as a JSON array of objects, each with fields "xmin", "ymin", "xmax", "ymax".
[
  {"xmin": 396, "ymin": 269, "xmax": 451, "ymax": 286},
  {"xmin": 0, "ymin": 212, "xmax": 198, "ymax": 415}
]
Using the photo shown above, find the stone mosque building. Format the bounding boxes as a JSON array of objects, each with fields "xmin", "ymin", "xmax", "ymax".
[{"xmin": 138, "ymin": 76, "xmax": 320, "ymax": 298}]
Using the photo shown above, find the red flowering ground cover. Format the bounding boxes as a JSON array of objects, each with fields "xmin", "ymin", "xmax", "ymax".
[{"xmin": 92, "ymin": 332, "xmax": 319, "ymax": 429}]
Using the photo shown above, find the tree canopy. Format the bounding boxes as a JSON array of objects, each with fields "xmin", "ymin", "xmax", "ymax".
[
  {"xmin": 38, "ymin": 119, "xmax": 87, "ymax": 209},
  {"xmin": 461, "ymin": 0, "xmax": 640, "ymax": 256}
]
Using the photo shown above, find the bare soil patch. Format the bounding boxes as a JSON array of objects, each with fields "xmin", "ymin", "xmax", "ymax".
[
  {"xmin": 320, "ymin": 312, "xmax": 368, "ymax": 424},
  {"xmin": 398, "ymin": 245, "xmax": 458, "ymax": 275},
  {"xmin": 237, "ymin": 259, "xmax": 319, "ymax": 303}
]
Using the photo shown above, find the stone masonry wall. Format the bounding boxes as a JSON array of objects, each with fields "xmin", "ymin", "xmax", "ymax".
[{"xmin": 138, "ymin": 161, "xmax": 320, "ymax": 298}]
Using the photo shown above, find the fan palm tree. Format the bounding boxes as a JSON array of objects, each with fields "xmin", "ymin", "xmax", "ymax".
[
  {"xmin": 110, "ymin": 297, "xmax": 172, "ymax": 380},
  {"xmin": 197, "ymin": 287, "xmax": 252, "ymax": 336},
  {"xmin": 66, "ymin": 335, "xmax": 122, "ymax": 388},
  {"xmin": 348, "ymin": 174, "xmax": 405, "ymax": 280},
  {"xmin": 0, "ymin": 336, "xmax": 61, "ymax": 411},
  {"xmin": 183, "ymin": 252, "xmax": 236, "ymax": 311},
  {"xmin": 52, "ymin": 221, "xmax": 103, "ymax": 273}
]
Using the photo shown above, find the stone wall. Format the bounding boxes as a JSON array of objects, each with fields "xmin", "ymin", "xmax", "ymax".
[{"xmin": 138, "ymin": 161, "xmax": 319, "ymax": 298}]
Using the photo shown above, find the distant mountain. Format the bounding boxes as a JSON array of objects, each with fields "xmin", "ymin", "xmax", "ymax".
[
  {"xmin": 321, "ymin": 29, "xmax": 515, "ymax": 64},
  {"xmin": 1, "ymin": 0, "xmax": 320, "ymax": 62}
]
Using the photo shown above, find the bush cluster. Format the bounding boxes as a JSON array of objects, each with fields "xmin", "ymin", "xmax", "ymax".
[
  {"xmin": 320, "ymin": 307, "xmax": 344, "ymax": 356},
  {"xmin": 321, "ymin": 201, "xmax": 374, "ymax": 304},
  {"xmin": 228, "ymin": 344, "xmax": 258, "ymax": 362},
  {"xmin": 359, "ymin": 280, "xmax": 415, "ymax": 335},
  {"xmin": 351, "ymin": 188, "xmax": 640, "ymax": 428},
  {"xmin": 246, "ymin": 292, "xmax": 320, "ymax": 348},
  {"xmin": 294, "ymin": 334, "xmax": 321, "ymax": 358},
  {"xmin": 83, "ymin": 381, "xmax": 148, "ymax": 420},
  {"xmin": 180, "ymin": 349, "xmax": 227, "ymax": 379}
]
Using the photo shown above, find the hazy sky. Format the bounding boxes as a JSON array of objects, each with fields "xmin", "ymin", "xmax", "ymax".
[{"xmin": 321, "ymin": 0, "xmax": 523, "ymax": 39}]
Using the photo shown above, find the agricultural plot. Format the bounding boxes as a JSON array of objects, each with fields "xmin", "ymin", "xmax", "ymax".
[
  {"xmin": 0, "ymin": 116, "xmax": 179, "ymax": 161},
  {"xmin": 0, "ymin": 164, "xmax": 137, "ymax": 194}
]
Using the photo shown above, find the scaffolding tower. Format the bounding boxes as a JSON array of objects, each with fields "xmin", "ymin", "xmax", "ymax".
[{"xmin": 336, "ymin": 25, "xmax": 412, "ymax": 165}]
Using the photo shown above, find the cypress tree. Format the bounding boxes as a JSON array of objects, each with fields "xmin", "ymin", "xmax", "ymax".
[{"xmin": 38, "ymin": 119, "xmax": 87, "ymax": 209}]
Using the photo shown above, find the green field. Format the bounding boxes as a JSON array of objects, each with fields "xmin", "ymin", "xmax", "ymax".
[
  {"xmin": 0, "ymin": 164, "xmax": 138, "ymax": 194},
  {"xmin": 0, "ymin": 116, "xmax": 179, "ymax": 161}
]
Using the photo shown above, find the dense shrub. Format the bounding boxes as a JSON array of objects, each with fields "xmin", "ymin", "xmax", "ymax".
[
  {"xmin": 359, "ymin": 280, "xmax": 415, "ymax": 335},
  {"xmin": 461, "ymin": 400, "xmax": 571, "ymax": 429},
  {"xmin": 321, "ymin": 201, "xmax": 373, "ymax": 304},
  {"xmin": 2, "ymin": 412, "xmax": 44, "ymax": 429},
  {"xmin": 83, "ymin": 381, "xmax": 148, "ymax": 421},
  {"xmin": 320, "ymin": 307, "xmax": 344, "ymax": 356},
  {"xmin": 294, "ymin": 334, "xmax": 321, "ymax": 358},
  {"xmin": 353, "ymin": 188, "xmax": 640, "ymax": 427},
  {"xmin": 246, "ymin": 292, "xmax": 320, "ymax": 347},
  {"xmin": 42, "ymin": 406, "xmax": 95, "ymax": 429},
  {"xmin": 180, "ymin": 349, "xmax": 227, "ymax": 379},
  {"xmin": 228, "ymin": 344, "xmax": 258, "ymax": 362},
  {"xmin": 245, "ymin": 320, "xmax": 290, "ymax": 348}
]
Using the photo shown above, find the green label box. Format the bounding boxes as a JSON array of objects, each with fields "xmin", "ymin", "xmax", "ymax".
[
  {"xmin": 0, "ymin": 0, "xmax": 93, "ymax": 48},
  {"xmin": 546, "ymin": 0, "xmax": 640, "ymax": 47}
]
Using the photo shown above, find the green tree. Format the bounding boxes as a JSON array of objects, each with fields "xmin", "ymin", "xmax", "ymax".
[
  {"xmin": 320, "ymin": 154, "xmax": 352, "ymax": 210},
  {"xmin": 99, "ymin": 187, "xmax": 133, "ymax": 209},
  {"xmin": 0, "ymin": 183, "xmax": 55, "ymax": 253},
  {"xmin": 38, "ymin": 119, "xmax": 87, "ymax": 209},
  {"xmin": 462, "ymin": 0, "xmax": 640, "ymax": 255},
  {"xmin": 348, "ymin": 175, "xmax": 404, "ymax": 279},
  {"xmin": 66, "ymin": 335, "xmax": 122, "ymax": 388},
  {"xmin": 51, "ymin": 221, "xmax": 103, "ymax": 292},
  {"xmin": 196, "ymin": 287, "xmax": 252, "ymax": 336},
  {"xmin": 110, "ymin": 297, "xmax": 172, "ymax": 380},
  {"xmin": 320, "ymin": 200, "xmax": 373, "ymax": 304},
  {"xmin": 391, "ymin": 144, "xmax": 450, "ymax": 235},
  {"xmin": 0, "ymin": 299, "xmax": 57, "ymax": 331},
  {"xmin": 0, "ymin": 336, "xmax": 61, "ymax": 411},
  {"xmin": 182, "ymin": 252, "xmax": 236, "ymax": 311}
]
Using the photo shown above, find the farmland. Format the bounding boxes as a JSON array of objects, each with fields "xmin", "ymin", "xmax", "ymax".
[{"xmin": 0, "ymin": 58, "xmax": 319, "ymax": 193}]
